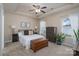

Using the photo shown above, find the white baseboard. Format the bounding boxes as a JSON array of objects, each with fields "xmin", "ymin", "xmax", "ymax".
[{"xmin": 4, "ymin": 40, "xmax": 12, "ymax": 44}]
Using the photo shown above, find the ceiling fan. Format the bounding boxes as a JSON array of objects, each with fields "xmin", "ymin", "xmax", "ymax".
[{"xmin": 29, "ymin": 4, "xmax": 47, "ymax": 14}]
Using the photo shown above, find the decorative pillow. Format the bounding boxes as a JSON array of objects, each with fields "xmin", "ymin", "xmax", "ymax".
[
  {"xmin": 18, "ymin": 32, "xmax": 23, "ymax": 37},
  {"xmin": 29, "ymin": 30, "xmax": 33, "ymax": 35},
  {"xmin": 24, "ymin": 30, "xmax": 29, "ymax": 35}
]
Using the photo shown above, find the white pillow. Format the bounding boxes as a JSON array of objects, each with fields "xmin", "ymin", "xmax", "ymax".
[
  {"xmin": 29, "ymin": 30, "xmax": 33, "ymax": 35},
  {"xmin": 18, "ymin": 32, "xmax": 23, "ymax": 37}
]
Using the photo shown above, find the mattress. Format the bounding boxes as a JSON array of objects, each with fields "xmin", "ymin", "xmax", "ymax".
[{"xmin": 18, "ymin": 33, "xmax": 45, "ymax": 49}]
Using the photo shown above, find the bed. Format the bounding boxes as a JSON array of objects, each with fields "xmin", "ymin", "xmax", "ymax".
[{"xmin": 18, "ymin": 32, "xmax": 46, "ymax": 49}]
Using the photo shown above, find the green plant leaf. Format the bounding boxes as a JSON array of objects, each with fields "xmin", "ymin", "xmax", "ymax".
[
  {"xmin": 73, "ymin": 29, "xmax": 79, "ymax": 41},
  {"xmin": 56, "ymin": 33, "xmax": 66, "ymax": 42}
]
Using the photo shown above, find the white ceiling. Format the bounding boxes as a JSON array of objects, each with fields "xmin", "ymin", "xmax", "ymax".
[{"xmin": 4, "ymin": 3, "xmax": 79, "ymax": 18}]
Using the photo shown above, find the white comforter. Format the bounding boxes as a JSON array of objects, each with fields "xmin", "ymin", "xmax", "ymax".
[{"xmin": 19, "ymin": 34, "xmax": 45, "ymax": 49}]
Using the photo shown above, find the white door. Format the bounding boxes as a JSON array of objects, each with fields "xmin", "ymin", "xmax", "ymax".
[
  {"xmin": 0, "ymin": 4, "xmax": 4, "ymax": 56},
  {"xmin": 40, "ymin": 20, "xmax": 46, "ymax": 37}
]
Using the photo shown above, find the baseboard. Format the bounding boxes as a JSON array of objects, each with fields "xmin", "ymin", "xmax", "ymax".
[
  {"xmin": 62, "ymin": 43, "xmax": 73, "ymax": 48},
  {"xmin": 4, "ymin": 40, "xmax": 12, "ymax": 44}
]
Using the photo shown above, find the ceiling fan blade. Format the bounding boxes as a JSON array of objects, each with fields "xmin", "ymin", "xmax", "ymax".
[
  {"xmin": 33, "ymin": 4, "xmax": 40, "ymax": 9},
  {"xmin": 41, "ymin": 10, "xmax": 46, "ymax": 13},
  {"xmin": 41, "ymin": 6, "xmax": 47, "ymax": 9},
  {"xmin": 33, "ymin": 5, "xmax": 37, "ymax": 8}
]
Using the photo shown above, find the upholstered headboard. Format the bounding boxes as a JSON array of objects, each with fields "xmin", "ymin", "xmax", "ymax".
[
  {"xmin": 18, "ymin": 29, "xmax": 34, "ymax": 35},
  {"xmin": 24, "ymin": 30, "xmax": 29, "ymax": 35}
]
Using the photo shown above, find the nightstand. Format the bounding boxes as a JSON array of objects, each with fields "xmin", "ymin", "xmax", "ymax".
[{"xmin": 12, "ymin": 33, "xmax": 19, "ymax": 42}]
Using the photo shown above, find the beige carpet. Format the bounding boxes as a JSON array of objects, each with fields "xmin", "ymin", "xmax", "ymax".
[{"xmin": 3, "ymin": 42, "xmax": 73, "ymax": 56}]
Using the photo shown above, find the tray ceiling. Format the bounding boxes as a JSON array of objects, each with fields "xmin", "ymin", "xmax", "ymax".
[{"xmin": 4, "ymin": 3, "xmax": 79, "ymax": 18}]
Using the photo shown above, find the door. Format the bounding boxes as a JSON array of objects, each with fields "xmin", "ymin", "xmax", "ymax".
[
  {"xmin": 0, "ymin": 4, "xmax": 4, "ymax": 56},
  {"xmin": 0, "ymin": 4, "xmax": 2, "ymax": 55},
  {"xmin": 40, "ymin": 20, "xmax": 46, "ymax": 37}
]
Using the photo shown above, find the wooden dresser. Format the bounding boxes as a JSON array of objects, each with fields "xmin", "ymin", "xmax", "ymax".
[
  {"xmin": 31, "ymin": 39, "xmax": 48, "ymax": 52},
  {"xmin": 46, "ymin": 27, "xmax": 57, "ymax": 43}
]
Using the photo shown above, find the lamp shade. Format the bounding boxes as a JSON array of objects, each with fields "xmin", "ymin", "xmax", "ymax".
[
  {"xmin": 35, "ymin": 26, "xmax": 37, "ymax": 29},
  {"xmin": 11, "ymin": 25, "xmax": 16, "ymax": 29}
]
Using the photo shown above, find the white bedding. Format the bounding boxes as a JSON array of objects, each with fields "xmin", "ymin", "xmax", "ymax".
[{"xmin": 18, "ymin": 32, "xmax": 45, "ymax": 49}]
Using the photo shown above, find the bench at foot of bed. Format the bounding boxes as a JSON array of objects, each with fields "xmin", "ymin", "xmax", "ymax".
[{"xmin": 31, "ymin": 38, "xmax": 48, "ymax": 52}]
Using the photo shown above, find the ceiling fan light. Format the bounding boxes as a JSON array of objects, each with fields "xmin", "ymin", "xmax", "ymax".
[{"xmin": 35, "ymin": 9, "xmax": 40, "ymax": 13}]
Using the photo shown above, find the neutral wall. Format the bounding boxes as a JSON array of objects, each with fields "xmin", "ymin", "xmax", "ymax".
[
  {"xmin": 41, "ymin": 7, "xmax": 79, "ymax": 33},
  {"xmin": 40, "ymin": 6, "xmax": 79, "ymax": 47},
  {"xmin": 4, "ymin": 13, "xmax": 39, "ymax": 43}
]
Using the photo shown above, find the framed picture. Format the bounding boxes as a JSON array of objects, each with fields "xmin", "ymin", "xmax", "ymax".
[{"xmin": 20, "ymin": 21, "xmax": 30, "ymax": 29}]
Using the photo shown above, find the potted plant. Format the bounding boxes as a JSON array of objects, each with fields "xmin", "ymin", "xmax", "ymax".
[
  {"xmin": 56, "ymin": 33, "xmax": 65, "ymax": 45},
  {"xmin": 73, "ymin": 29, "xmax": 79, "ymax": 49}
]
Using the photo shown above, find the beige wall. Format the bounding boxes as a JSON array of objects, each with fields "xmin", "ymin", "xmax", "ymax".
[
  {"xmin": 4, "ymin": 13, "xmax": 39, "ymax": 43},
  {"xmin": 4, "ymin": 6, "xmax": 79, "ymax": 44},
  {"xmin": 41, "ymin": 7, "xmax": 79, "ymax": 33},
  {"xmin": 40, "ymin": 6, "xmax": 79, "ymax": 47}
]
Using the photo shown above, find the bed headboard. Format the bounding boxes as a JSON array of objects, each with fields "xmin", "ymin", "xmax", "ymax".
[
  {"xmin": 18, "ymin": 29, "xmax": 34, "ymax": 35},
  {"xmin": 24, "ymin": 30, "xmax": 29, "ymax": 35}
]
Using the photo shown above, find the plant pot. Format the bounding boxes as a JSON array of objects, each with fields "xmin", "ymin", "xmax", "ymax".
[
  {"xmin": 57, "ymin": 42, "xmax": 62, "ymax": 45},
  {"xmin": 56, "ymin": 41, "xmax": 62, "ymax": 45}
]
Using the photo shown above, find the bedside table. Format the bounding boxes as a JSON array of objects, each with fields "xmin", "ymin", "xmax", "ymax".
[{"xmin": 12, "ymin": 33, "xmax": 19, "ymax": 42}]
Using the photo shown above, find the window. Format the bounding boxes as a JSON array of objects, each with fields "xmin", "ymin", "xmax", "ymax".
[
  {"xmin": 63, "ymin": 18, "xmax": 71, "ymax": 26},
  {"xmin": 62, "ymin": 18, "xmax": 72, "ymax": 35}
]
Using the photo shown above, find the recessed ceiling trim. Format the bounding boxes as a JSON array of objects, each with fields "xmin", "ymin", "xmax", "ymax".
[
  {"xmin": 4, "ymin": 3, "xmax": 79, "ymax": 19},
  {"xmin": 39, "ymin": 4, "xmax": 79, "ymax": 18},
  {"xmin": 5, "ymin": 11, "xmax": 39, "ymax": 19}
]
